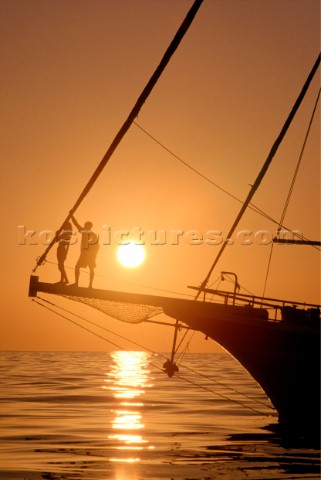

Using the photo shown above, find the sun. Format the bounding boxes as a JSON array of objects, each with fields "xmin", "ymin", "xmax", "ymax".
[{"xmin": 117, "ymin": 242, "xmax": 146, "ymax": 268}]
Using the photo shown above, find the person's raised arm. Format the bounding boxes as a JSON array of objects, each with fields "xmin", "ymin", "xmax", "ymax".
[{"xmin": 70, "ymin": 214, "xmax": 83, "ymax": 232}]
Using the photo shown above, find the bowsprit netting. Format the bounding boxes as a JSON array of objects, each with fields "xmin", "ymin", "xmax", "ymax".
[{"xmin": 62, "ymin": 295, "xmax": 163, "ymax": 324}]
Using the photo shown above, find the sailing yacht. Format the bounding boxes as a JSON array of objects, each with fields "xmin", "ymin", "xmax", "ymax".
[{"xmin": 28, "ymin": 0, "xmax": 320, "ymax": 439}]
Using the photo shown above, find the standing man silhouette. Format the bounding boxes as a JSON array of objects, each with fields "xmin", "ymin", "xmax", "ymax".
[
  {"xmin": 70, "ymin": 215, "xmax": 99, "ymax": 288},
  {"xmin": 56, "ymin": 220, "xmax": 73, "ymax": 284}
]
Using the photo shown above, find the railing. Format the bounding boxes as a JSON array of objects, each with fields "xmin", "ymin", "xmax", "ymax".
[{"xmin": 188, "ymin": 285, "xmax": 320, "ymax": 324}]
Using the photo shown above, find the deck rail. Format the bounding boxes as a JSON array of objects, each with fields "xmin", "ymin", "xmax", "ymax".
[{"xmin": 188, "ymin": 286, "xmax": 320, "ymax": 323}]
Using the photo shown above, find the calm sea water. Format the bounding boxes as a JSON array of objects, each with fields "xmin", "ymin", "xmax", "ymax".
[{"xmin": 0, "ymin": 351, "xmax": 319, "ymax": 479}]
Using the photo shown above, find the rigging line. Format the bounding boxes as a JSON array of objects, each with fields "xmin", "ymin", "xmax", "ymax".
[
  {"xmin": 145, "ymin": 318, "xmax": 189, "ymax": 329},
  {"xmin": 133, "ymin": 122, "xmax": 276, "ymax": 223},
  {"xmin": 36, "ymin": 297, "xmax": 268, "ymax": 412},
  {"xmin": 174, "ymin": 325, "xmax": 192, "ymax": 357},
  {"xmin": 208, "ymin": 275, "xmax": 223, "ymax": 289},
  {"xmin": 68, "ymin": 294, "xmax": 271, "ymax": 411},
  {"xmin": 133, "ymin": 122, "xmax": 245, "ymax": 203},
  {"xmin": 262, "ymin": 88, "xmax": 321, "ymax": 299},
  {"xmin": 32, "ymin": 297, "xmax": 266, "ymax": 415},
  {"xmin": 175, "ymin": 326, "xmax": 192, "ymax": 355},
  {"xmin": 261, "ymin": 242, "xmax": 275, "ymax": 300},
  {"xmin": 33, "ymin": 0, "xmax": 203, "ymax": 272},
  {"xmin": 37, "ymin": 295, "xmax": 167, "ymax": 361},
  {"xmin": 33, "ymin": 298, "xmax": 136, "ymax": 353},
  {"xmin": 208, "ymin": 275, "xmax": 255, "ymax": 298},
  {"xmin": 36, "ymin": 296, "xmax": 194, "ymax": 376},
  {"xmin": 195, "ymin": 53, "xmax": 321, "ymax": 299},
  {"xmin": 172, "ymin": 374, "xmax": 270, "ymax": 416},
  {"xmin": 33, "ymin": 297, "xmax": 174, "ymax": 379},
  {"xmin": 279, "ymin": 87, "xmax": 321, "ymax": 227},
  {"xmin": 177, "ymin": 338, "xmax": 191, "ymax": 361},
  {"xmin": 176, "ymin": 361, "xmax": 275, "ymax": 411},
  {"xmin": 176, "ymin": 330, "xmax": 196, "ymax": 366},
  {"xmin": 133, "ymin": 122, "xmax": 317, "ymax": 245}
]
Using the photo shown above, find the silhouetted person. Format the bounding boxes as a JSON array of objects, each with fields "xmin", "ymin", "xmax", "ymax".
[
  {"xmin": 70, "ymin": 215, "xmax": 99, "ymax": 288},
  {"xmin": 56, "ymin": 221, "xmax": 73, "ymax": 284}
]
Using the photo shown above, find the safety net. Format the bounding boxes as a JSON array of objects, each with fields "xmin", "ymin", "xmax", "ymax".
[{"xmin": 62, "ymin": 294, "xmax": 163, "ymax": 324}]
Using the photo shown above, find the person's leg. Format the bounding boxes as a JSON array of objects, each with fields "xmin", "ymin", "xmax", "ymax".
[
  {"xmin": 57, "ymin": 261, "xmax": 63, "ymax": 282},
  {"xmin": 89, "ymin": 267, "xmax": 94, "ymax": 288},
  {"xmin": 75, "ymin": 261, "xmax": 80, "ymax": 286},
  {"xmin": 62, "ymin": 264, "xmax": 69, "ymax": 284}
]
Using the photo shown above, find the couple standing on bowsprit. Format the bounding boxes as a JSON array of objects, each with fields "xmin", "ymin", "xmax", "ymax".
[{"xmin": 56, "ymin": 214, "xmax": 99, "ymax": 288}]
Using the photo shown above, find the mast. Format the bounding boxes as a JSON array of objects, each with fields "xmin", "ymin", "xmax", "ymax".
[
  {"xmin": 33, "ymin": 0, "xmax": 204, "ymax": 272},
  {"xmin": 195, "ymin": 53, "xmax": 321, "ymax": 299}
]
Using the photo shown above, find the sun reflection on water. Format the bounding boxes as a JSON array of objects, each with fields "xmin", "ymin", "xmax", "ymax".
[{"xmin": 104, "ymin": 351, "xmax": 154, "ymax": 464}]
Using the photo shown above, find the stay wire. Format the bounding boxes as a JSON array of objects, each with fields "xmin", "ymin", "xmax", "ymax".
[
  {"xmin": 279, "ymin": 87, "xmax": 321, "ymax": 227},
  {"xmin": 164, "ymin": 309, "xmax": 274, "ymax": 412},
  {"xmin": 174, "ymin": 325, "xmax": 191, "ymax": 357},
  {"xmin": 177, "ymin": 330, "xmax": 195, "ymax": 358},
  {"xmin": 33, "ymin": 296, "xmax": 271, "ymax": 415},
  {"xmin": 261, "ymin": 242, "xmax": 275, "ymax": 301},
  {"xmin": 34, "ymin": 229, "xmax": 272, "ymax": 409},
  {"xmin": 133, "ymin": 121, "xmax": 317, "ymax": 245},
  {"xmin": 172, "ymin": 373, "xmax": 270, "ymax": 416},
  {"xmin": 37, "ymin": 295, "xmax": 193, "ymax": 375},
  {"xmin": 175, "ymin": 358, "xmax": 274, "ymax": 411},
  {"xmin": 33, "ymin": 297, "xmax": 134, "ymax": 353},
  {"xmin": 196, "ymin": 54, "xmax": 320, "ymax": 297},
  {"xmin": 133, "ymin": 121, "xmax": 249, "ymax": 207},
  {"xmin": 262, "ymin": 87, "xmax": 321, "ymax": 299},
  {"xmin": 33, "ymin": 297, "xmax": 180, "ymax": 385},
  {"xmin": 37, "ymin": 295, "xmax": 167, "ymax": 360}
]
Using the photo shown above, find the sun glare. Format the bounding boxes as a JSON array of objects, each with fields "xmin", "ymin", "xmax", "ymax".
[{"xmin": 117, "ymin": 242, "xmax": 145, "ymax": 268}]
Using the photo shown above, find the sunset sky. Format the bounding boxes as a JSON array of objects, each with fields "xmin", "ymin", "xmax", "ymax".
[{"xmin": 1, "ymin": 0, "xmax": 320, "ymax": 353}]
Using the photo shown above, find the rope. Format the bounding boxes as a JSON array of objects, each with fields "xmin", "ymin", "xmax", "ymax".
[
  {"xmin": 37, "ymin": 295, "xmax": 166, "ymax": 356},
  {"xmin": 174, "ymin": 326, "xmax": 192, "ymax": 357},
  {"xmin": 133, "ymin": 124, "xmax": 320, "ymax": 247},
  {"xmin": 279, "ymin": 88, "xmax": 321, "ymax": 227},
  {"xmin": 195, "ymin": 53, "xmax": 321, "ymax": 298},
  {"xmin": 176, "ymin": 357, "xmax": 274, "ymax": 411},
  {"xmin": 262, "ymin": 87, "xmax": 321, "ymax": 299},
  {"xmin": 160, "ymin": 303, "xmax": 273, "ymax": 411},
  {"xmin": 33, "ymin": 0, "xmax": 204, "ymax": 272},
  {"xmin": 32, "ymin": 295, "xmax": 271, "ymax": 416},
  {"xmin": 134, "ymin": 121, "xmax": 279, "ymax": 227},
  {"xmin": 33, "ymin": 297, "xmax": 133, "ymax": 352}
]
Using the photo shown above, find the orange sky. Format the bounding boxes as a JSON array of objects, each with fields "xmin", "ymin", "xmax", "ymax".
[{"xmin": 1, "ymin": 0, "xmax": 320, "ymax": 353}]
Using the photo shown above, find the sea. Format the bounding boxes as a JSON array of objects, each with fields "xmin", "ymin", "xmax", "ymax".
[{"xmin": 0, "ymin": 351, "xmax": 320, "ymax": 480}]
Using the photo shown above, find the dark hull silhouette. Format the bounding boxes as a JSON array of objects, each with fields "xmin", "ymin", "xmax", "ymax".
[
  {"xmin": 29, "ymin": 276, "xmax": 320, "ymax": 438},
  {"xmin": 171, "ymin": 301, "xmax": 320, "ymax": 436}
]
